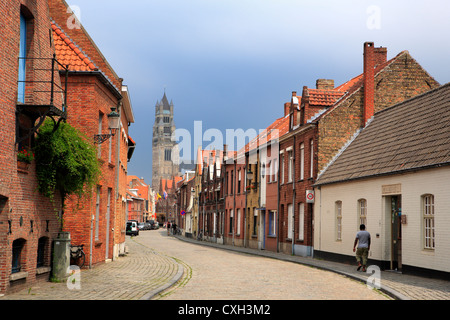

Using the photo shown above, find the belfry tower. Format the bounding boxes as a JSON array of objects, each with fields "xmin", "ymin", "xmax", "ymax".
[{"xmin": 152, "ymin": 92, "xmax": 180, "ymax": 191}]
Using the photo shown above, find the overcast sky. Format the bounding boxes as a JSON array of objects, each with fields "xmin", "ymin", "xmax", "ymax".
[{"xmin": 66, "ymin": 0, "xmax": 450, "ymax": 186}]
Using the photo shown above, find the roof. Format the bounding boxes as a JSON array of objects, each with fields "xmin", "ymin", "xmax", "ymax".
[
  {"xmin": 305, "ymin": 89, "xmax": 346, "ymax": 107},
  {"xmin": 160, "ymin": 177, "xmax": 183, "ymax": 193},
  {"xmin": 52, "ymin": 21, "xmax": 96, "ymax": 71},
  {"xmin": 315, "ymin": 83, "xmax": 450, "ymax": 186},
  {"xmin": 242, "ymin": 115, "xmax": 290, "ymax": 155}
]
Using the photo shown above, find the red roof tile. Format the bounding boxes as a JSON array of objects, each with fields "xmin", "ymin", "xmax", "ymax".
[
  {"xmin": 307, "ymin": 89, "xmax": 346, "ymax": 107},
  {"xmin": 52, "ymin": 21, "xmax": 96, "ymax": 71}
]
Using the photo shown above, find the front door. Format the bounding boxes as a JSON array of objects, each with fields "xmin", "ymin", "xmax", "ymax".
[{"xmin": 390, "ymin": 196, "xmax": 402, "ymax": 271}]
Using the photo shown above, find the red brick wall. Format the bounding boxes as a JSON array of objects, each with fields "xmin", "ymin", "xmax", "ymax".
[
  {"xmin": 278, "ymin": 126, "xmax": 317, "ymax": 253},
  {"xmin": 0, "ymin": 0, "xmax": 63, "ymax": 295},
  {"xmin": 61, "ymin": 74, "xmax": 119, "ymax": 266}
]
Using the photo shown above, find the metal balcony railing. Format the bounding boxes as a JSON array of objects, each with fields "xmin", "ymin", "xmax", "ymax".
[{"xmin": 16, "ymin": 54, "xmax": 69, "ymax": 144}]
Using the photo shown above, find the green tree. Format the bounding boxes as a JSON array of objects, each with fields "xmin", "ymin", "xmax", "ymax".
[{"xmin": 35, "ymin": 119, "xmax": 101, "ymax": 230}]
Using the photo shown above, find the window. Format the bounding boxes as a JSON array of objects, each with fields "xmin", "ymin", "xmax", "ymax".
[
  {"xmin": 238, "ymin": 170, "xmax": 241, "ymax": 193},
  {"xmin": 37, "ymin": 237, "xmax": 48, "ymax": 268},
  {"xmin": 272, "ymin": 158, "xmax": 277, "ymax": 182},
  {"xmin": 280, "ymin": 153, "xmax": 284, "ymax": 184},
  {"xmin": 287, "ymin": 204, "xmax": 293, "ymax": 239},
  {"xmin": 336, "ymin": 201, "xmax": 342, "ymax": 241},
  {"xmin": 98, "ymin": 113, "xmax": 103, "ymax": 157},
  {"xmin": 310, "ymin": 139, "xmax": 314, "ymax": 178},
  {"xmin": 164, "ymin": 149, "xmax": 172, "ymax": 161},
  {"xmin": 163, "ymin": 116, "xmax": 170, "ymax": 123},
  {"xmin": 300, "ymin": 143, "xmax": 305, "ymax": 180},
  {"xmin": 288, "ymin": 150, "xmax": 293, "ymax": 182},
  {"xmin": 268, "ymin": 210, "xmax": 276, "ymax": 236},
  {"xmin": 230, "ymin": 170, "xmax": 233, "ymax": 195},
  {"xmin": 229, "ymin": 209, "xmax": 234, "ymax": 234},
  {"xmin": 12, "ymin": 238, "xmax": 26, "ymax": 274},
  {"xmin": 298, "ymin": 203, "xmax": 304, "ymax": 241},
  {"xmin": 95, "ymin": 186, "xmax": 100, "ymax": 241},
  {"xmin": 423, "ymin": 194, "xmax": 435, "ymax": 250},
  {"xmin": 236, "ymin": 209, "xmax": 241, "ymax": 235},
  {"xmin": 164, "ymin": 127, "xmax": 171, "ymax": 134},
  {"xmin": 358, "ymin": 199, "xmax": 367, "ymax": 226},
  {"xmin": 18, "ymin": 13, "xmax": 27, "ymax": 103}
]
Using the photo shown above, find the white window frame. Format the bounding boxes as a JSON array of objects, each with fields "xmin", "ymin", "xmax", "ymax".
[
  {"xmin": 336, "ymin": 201, "xmax": 342, "ymax": 241},
  {"xmin": 298, "ymin": 203, "xmax": 304, "ymax": 241},
  {"xmin": 422, "ymin": 194, "xmax": 435, "ymax": 250},
  {"xmin": 288, "ymin": 150, "xmax": 293, "ymax": 183},
  {"xmin": 287, "ymin": 204, "xmax": 293, "ymax": 239},
  {"xmin": 300, "ymin": 143, "xmax": 304, "ymax": 180},
  {"xmin": 358, "ymin": 199, "xmax": 367, "ymax": 227}
]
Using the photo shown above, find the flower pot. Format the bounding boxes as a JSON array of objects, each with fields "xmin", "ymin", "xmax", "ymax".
[{"xmin": 17, "ymin": 160, "xmax": 30, "ymax": 174}]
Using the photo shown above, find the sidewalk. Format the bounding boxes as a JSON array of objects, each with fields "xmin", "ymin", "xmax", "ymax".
[{"xmin": 174, "ymin": 235, "xmax": 450, "ymax": 300}]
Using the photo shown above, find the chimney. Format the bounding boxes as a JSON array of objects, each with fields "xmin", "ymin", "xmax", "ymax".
[
  {"xmin": 284, "ymin": 102, "xmax": 290, "ymax": 117},
  {"xmin": 363, "ymin": 42, "xmax": 375, "ymax": 126},
  {"xmin": 316, "ymin": 79, "xmax": 335, "ymax": 90},
  {"xmin": 374, "ymin": 47, "xmax": 387, "ymax": 67}
]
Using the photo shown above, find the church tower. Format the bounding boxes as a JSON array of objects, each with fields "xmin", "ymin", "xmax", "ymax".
[{"xmin": 152, "ymin": 92, "xmax": 181, "ymax": 192}]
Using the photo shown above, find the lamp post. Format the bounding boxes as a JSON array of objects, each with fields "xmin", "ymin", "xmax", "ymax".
[{"xmin": 94, "ymin": 107, "xmax": 120, "ymax": 144}]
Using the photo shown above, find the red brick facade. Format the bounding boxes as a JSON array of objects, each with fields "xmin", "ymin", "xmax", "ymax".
[
  {"xmin": 0, "ymin": 0, "xmax": 64, "ymax": 295},
  {"xmin": 278, "ymin": 42, "xmax": 440, "ymax": 257}
]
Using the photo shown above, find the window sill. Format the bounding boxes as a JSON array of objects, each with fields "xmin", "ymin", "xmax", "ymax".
[
  {"xmin": 10, "ymin": 271, "xmax": 28, "ymax": 281},
  {"xmin": 36, "ymin": 266, "xmax": 51, "ymax": 275}
]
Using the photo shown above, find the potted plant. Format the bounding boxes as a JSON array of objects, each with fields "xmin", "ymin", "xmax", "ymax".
[{"xmin": 17, "ymin": 147, "xmax": 35, "ymax": 164}]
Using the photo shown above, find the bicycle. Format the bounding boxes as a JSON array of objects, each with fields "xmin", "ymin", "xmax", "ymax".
[{"xmin": 70, "ymin": 244, "xmax": 86, "ymax": 268}]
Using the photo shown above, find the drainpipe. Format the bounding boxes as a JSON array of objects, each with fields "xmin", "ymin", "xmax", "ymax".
[
  {"xmin": 233, "ymin": 159, "xmax": 236, "ymax": 246},
  {"xmin": 292, "ymin": 135, "xmax": 296, "ymax": 256},
  {"xmin": 244, "ymin": 160, "xmax": 247, "ymax": 248},
  {"xmin": 114, "ymin": 98, "xmax": 122, "ymax": 260},
  {"xmin": 276, "ymin": 152, "xmax": 280, "ymax": 253}
]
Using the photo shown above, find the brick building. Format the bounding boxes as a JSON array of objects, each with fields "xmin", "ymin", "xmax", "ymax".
[
  {"xmin": 278, "ymin": 42, "xmax": 440, "ymax": 257},
  {"xmin": 0, "ymin": 0, "xmax": 66, "ymax": 295},
  {"xmin": 175, "ymin": 171, "xmax": 195, "ymax": 236},
  {"xmin": 156, "ymin": 176, "xmax": 182, "ymax": 224},
  {"xmin": 49, "ymin": 0, "xmax": 135, "ymax": 265}
]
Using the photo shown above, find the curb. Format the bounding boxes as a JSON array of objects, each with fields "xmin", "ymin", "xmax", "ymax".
[{"xmin": 140, "ymin": 257, "xmax": 185, "ymax": 300}]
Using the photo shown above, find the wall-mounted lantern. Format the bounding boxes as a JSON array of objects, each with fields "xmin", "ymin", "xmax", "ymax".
[{"xmin": 94, "ymin": 107, "xmax": 120, "ymax": 144}]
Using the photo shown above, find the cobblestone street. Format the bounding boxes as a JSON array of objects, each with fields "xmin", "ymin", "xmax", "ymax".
[
  {"xmin": 0, "ymin": 230, "xmax": 386, "ymax": 300},
  {"xmin": 1, "ymin": 229, "xmax": 449, "ymax": 301}
]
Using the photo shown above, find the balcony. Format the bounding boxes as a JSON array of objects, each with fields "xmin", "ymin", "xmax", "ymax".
[{"xmin": 16, "ymin": 55, "xmax": 69, "ymax": 145}]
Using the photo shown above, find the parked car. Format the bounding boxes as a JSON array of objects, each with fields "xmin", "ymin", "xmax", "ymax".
[
  {"xmin": 126, "ymin": 221, "xmax": 139, "ymax": 236},
  {"xmin": 148, "ymin": 220, "xmax": 159, "ymax": 230},
  {"xmin": 138, "ymin": 222, "xmax": 146, "ymax": 231}
]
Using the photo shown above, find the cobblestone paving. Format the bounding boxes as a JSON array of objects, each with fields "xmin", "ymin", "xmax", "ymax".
[
  {"xmin": 145, "ymin": 232, "xmax": 388, "ymax": 300},
  {"xmin": 175, "ymin": 235, "xmax": 450, "ymax": 300},
  {"xmin": 0, "ymin": 233, "xmax": 182, "ymax": 300},
  {"xmin": 2, "ymin": 230, "xmax": 448, "ymax": 300}
]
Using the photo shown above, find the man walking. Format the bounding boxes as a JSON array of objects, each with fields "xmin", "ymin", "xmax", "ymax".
[{"xmin": 353, "ymin": 224, "xmax": 371, "ymax": 272}]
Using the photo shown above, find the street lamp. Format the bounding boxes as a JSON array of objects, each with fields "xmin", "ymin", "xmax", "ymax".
[{"xmin": 94, "ymin": 107, "xmax": 120, "ymax": 144}]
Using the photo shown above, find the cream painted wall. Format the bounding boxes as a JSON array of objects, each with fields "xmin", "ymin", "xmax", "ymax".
[{"xmin": 314, "ymin": 166, "xmax": 450, "ymax": 273}]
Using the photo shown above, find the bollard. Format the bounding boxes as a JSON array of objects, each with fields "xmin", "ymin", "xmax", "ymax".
[{"xmin": 52, "ymin": 232, "xmax": 71, "ymax": 282}]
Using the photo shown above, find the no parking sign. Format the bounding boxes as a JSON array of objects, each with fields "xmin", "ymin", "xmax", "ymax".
[{"xmin": 306, "ymin": 190, "xmax": 315, "ymax": 203}]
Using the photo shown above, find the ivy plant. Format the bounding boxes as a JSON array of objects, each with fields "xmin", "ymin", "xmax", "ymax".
[{"xmin": 35, "ymin": 119, "xmax": 101, "ymax": 229}]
